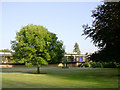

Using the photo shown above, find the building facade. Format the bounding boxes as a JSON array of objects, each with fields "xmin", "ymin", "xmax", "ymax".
[
  {"xmin": 64, "ymin": 54, "xmax": 87, "ymax": 62},
  {"xmin": 0, "ymin": 52, "xmax": 88, "ymax": 67},
  {"xmin": 0, "ymin": 52, "xmax": 12, "ymax": 63},
  {"xmin": 62, "ymin": 52, "xmax": 88, "ymax": 67}
]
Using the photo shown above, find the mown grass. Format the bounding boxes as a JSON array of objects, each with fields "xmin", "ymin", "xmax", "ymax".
[{"xmin": 1, "ymin": 66, "xmax": 119, "ymax": 88}]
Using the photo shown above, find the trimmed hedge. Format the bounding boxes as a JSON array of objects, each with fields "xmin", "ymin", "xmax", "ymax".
[
  {"xmin": 83, "ymin": 61, "xmax": 118, "ymax": 68},
  {"xmin": 103, "ymin": 62, "xmax": 117, "ymax": 68}
]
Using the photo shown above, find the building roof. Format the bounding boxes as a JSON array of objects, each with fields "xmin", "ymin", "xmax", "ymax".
[
  {"xmin": 64, "ymin": 54, "xmax": 87, "ymax": 57},
  {"xmin": 0, "ymin": 52, "xmax": 12, "ymax": 56}
]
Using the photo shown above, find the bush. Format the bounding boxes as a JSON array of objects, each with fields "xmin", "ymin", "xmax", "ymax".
[
  {"xmin": 103, "ymin": 62, "xmax": 117, "ymax": 68},
  {"xmin": 90, "ymin": 62, "xmax": 96, "ymax": 68},
  {"xmin": 96, "ymin": 62, "xmax": 103, "ymax": 68},
  {"xmin": 79, "ymin": 61, "xmax": 118, "ymax": 68},
  {"xmin": 90, "ymin": 62, "xmax": 103, "ymax": 68},
  {"xmin": 84, "ymin": 62, "xmax": 91, "ymax": 67},
  {"xmin": 117, "ymin": 63, "xmax": 120, "ymax": 68},
  {"xmin": 90, "ymin": 61, "xmax": 117, "ymax": 68}
]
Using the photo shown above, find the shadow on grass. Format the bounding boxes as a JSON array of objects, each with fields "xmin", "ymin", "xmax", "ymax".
[
  {"xmin": 2, "ymin": 67, "xmax": 119, "ymax": 88},
  {"xmin": 28, "ymin": 72, "xmax": 47, "ymax": 74},
  {"xmin": 2, "ymin": 67, "xmax": 119, "ymax": 81},
  {"xmin": 2, "ymin": 67, "xmax": 48, "ymax": 74},
  {"xmin": 2, "ymin": 70, "xmax": 48, "ymax": 74}
]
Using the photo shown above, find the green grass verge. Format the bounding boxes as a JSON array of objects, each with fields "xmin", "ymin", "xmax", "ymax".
[{"xmin": 1, "ymin": 66, "xmax": 119, "ymax": 88}]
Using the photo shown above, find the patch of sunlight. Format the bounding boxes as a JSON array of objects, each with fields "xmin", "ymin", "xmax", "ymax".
[{"xmin": 23, "ymin": 74, "xmax": 47, "ymax": 76}]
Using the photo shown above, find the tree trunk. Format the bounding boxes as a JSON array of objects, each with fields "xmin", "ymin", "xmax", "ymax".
[
  {"xmin": 37, "ymin": 66, "xmax": 40, "ymax": 74},
  {"xmin": 66, "ymin": 59, "xmax": 68, "ymax": 67},
  {"xmin": 66, "ymin": 62, "xmax": 67, "ymax": 67}
]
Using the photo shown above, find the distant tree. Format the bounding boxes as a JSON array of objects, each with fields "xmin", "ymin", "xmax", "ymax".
[
  {"xmin": 0, "ymin": 49, "xmax": 12, "ymax": 52},
  {"xmin": 11, "ymin": 24, "xmax": 64, "ymax": 73},
  {"xmin": 85, "ymin": 52, "xmax": 88, "ymax": 55},
  {"xmin": 82, "ymin": 2, "xmax": 120, "ymax": 63},
  {"xmin": 73, "ymin": 42, "xmax": 81, "ymax": 54}
]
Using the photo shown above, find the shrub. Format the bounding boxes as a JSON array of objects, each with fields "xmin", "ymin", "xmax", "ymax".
[
  {"xmin": 79, "ymin": 61, "xmax": 118, "ymax": 68},
  {"xmin": 103, "ymin": 62, "xmax": 117, "ymax": 68},
  {"xmin": 84, "ymin": 62, "xmax": 91, "ymax": 67},
  {"xmin": 90, "ymin": 62, "xmax": 103, "ymax": 68},
  {"xmin": 96, "ymin": 62, "xmax": 103, "ymax": 68},
  {"xmin": 90, "ymin": 62, "xmax": 96, "ymax": 68},
  {"xmin": 117, "ymin": 63, "xmax": 120, "ymax": 68}
]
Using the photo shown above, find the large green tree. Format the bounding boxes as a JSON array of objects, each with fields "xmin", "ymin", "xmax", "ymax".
[
  {"xmin": 82, "ymin": 2, "xmax": 120, "ymax": 63},
  {"xmin": 48, "ymin": 33, "xmax": 65, "ymax": 64},
  {"xmin": 73, "ymin": 42, "xmax": 81, "ymax": 54},
  {"xmin": 11, "ymin": 24, "xmax": 64, "ymax": 73}
]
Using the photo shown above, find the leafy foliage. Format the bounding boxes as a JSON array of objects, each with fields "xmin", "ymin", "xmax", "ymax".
[
  {"xmin": 11, "ymin": 24, "xmax": 65, "ymax": 73},
  {"xmin": 84, "ymin": 61, "xmax": 118, "ymax": 68},
  {"xmin": 84, "ymin": 62, "xmax": 91, "ymax": 67},
  {"xmin": 103, "ymin": 62, "xmax": 117, "ymax": 68},
  {"xmin": 73, "ymin": 42, "xmax": 81, "ymax": 54},
  {"xmin": 48, "ymin": 33, "xmax": 65, "ymax": 64},
  {"xmin": 82, "ymin": 2, "xmax": 120, "ymax": 63},
  {"xmin": 11, "ymin": 24, "xmax": 51, "ymax": 67}
]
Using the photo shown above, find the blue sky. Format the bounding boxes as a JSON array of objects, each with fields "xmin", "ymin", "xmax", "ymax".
[{"xmin": 1, "ymin": 2, "xmax": 102, "ymax": 54}]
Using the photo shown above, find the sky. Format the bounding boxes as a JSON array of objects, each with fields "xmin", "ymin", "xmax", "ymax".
[{"xmin": 1, "ymin": 1, "xmax": 102, "ymax": 54}]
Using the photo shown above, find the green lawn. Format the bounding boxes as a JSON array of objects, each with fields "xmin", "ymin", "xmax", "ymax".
[{"xmin": 1, "ymin": 66, "xmax": 119, "ymax": 88}]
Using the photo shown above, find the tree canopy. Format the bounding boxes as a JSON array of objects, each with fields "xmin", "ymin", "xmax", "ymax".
[
  {"xmin": 82, "ymin": 2, "xmax": 120, "ymax": 63},
  {"xmin": 73, "ymin": 42, "xmax": 81, "ymax": 54},
  {"xmin": 11, "ymin": 24, "xmax": 65, "ymax": 73},
  {"xmin": 48, "ymin": 33, "xmax": 65, "ymax": 64}
]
